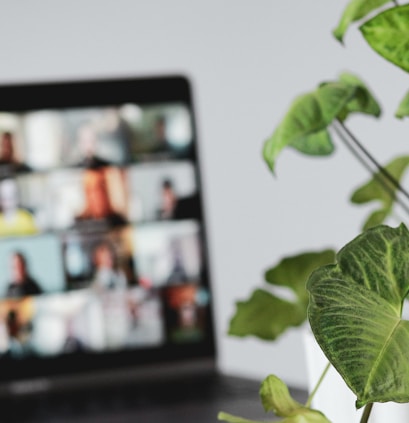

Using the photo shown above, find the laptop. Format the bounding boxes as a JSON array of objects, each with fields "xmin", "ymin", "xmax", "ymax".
[{"xmin": 0, "ymin": 75, "xmax": 306, "ymax": 422}]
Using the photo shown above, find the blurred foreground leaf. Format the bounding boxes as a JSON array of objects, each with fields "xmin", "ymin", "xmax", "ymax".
[
  {"xmin": 263, "ymin": 73, "xmax": 381, "ymax": 174},
  {"xmin": 350, "ymin": 155, "xmax": 409, "ymax": 230},
  {"xmin": 228, "ymin": 250, "xmax": 335, "ymax": 340},
  {"xmin": 396, "ymin": 91, "xmax": 409, "ymax": 118},
  {"xmin": 333, "ymin": 0, "xmax": 391, "ymax": 42},
  {"xmin": 219, "ymin": 375, "xmax": 330, "ymax": 423}
]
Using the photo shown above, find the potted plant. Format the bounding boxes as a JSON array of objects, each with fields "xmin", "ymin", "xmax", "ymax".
[{"xmin": 218, "ymin": 1, "xmax": 409, "ymax": 422}]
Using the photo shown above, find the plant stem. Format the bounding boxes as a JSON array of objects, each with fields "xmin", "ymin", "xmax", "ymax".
[
  {"xmin": 336, "ymin": 120, "xmax": 409, "ymax": 202},
  {"xmin": 333, "ymin": 120, "xmax": 409, "ymax": 218},
  {"xmin": 360, "ymin": 403, "xmax": 374, "ymax": 423},
  {"xmin": 332, "ymin": 123, "xmax": 382, "ymax": 177},
  {"xmin": 332, "ymin": 123, "xmax": 399, "ymax": 202},
  {"xmin": 305, "ymin": 362, "xmax": 331, "ymax": 408}
]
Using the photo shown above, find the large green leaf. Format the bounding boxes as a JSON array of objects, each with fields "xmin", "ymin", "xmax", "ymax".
[
  {"xmin": 308, "ymin": 224, "xmax": 409, "ymax": 408},
  {"xmin": 360, "ymin": 5, "xmax": 409, "ymax": 73},
  {"xmin": 350, "ymin": 155, "xmax": 409, "ymax": 230},
  {"xmin": 219, "ymin": 375, "xmax": 330, "ymax": 423},
  {"xmin": 228, "ymin": 250, "xmax": 335, "ymax": 341},
  {"xmin": 396, "ymin": 90, "xmax": 409, "ymax": 118},
  {"xmin": 263, "ymin": 75, "xmax": 381, "ymax": 174},
  {"xmin": 333, "ymin": 0, "xmax": 391, "ymax": 43}
]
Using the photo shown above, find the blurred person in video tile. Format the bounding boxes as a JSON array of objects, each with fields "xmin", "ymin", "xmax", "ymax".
[
  {"xmin": 157, "ymin": 177, "xmax": 199, "ymax": 221},
  {"xmin": 75, "ymin": 122, "xmax": 112, "ymax": 169},
  {"xmin": 0, "ymin": 178, "xmax": 38, "ymax": 236},
  {"xmin": 6, "ymin": 252, "xmax": 42, "ymax": 298},
  {"xmin": 62, "ymin": 316, "xmax": 85, "ymax": 354},
  {"xmin": 151, "ymin": 115, "xmax": 171, "ymax": 154},
  {"xmin": 91, "ymin": 241, "xmax": 127, "ymax": 291},
  {"xmin": 166, "ymin": 238, "xmax": 189, "ymax": 284},
  {"xmin": 154, "ymin": 116, "xmax": 169, "ymax": 151},
  {"xmin": 158, "ymin": 178, "xmax": 178, "ymax": 220},
  {"xmin": 165, "ymin": 285, "xmax": 203, "ymax": 342},
  {"xmin": 75, "ymin": 169, "xmax": 127, "ymax": 227},
  {"xmin": 0, "ymin": 131, "xmax": 31, "ymax": 174},
  {"xmin": 99, "ymin": 108, "xmax": 133, "ymax": 164},
  {"xmin": 4, "ymin": 309, "xmax": 32, "ymax": 358}
]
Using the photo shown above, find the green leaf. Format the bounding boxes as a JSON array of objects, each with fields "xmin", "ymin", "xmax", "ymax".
[
  {"xmin": 219, "ymin": 376, "xmax": 330, "ymax": 423},
  {"xmin": 263, "ymin": 82, "xmax": 354, "ymax": 173},
  {"xmin": 263, "ymin": 125, "xmax": 291, "ymax": 174},
  {"xmin": 228, "ymin": 289, "xmax": 306, "ymax": 340},
  {"xmin": 260, "ymin": 375, "xmax": 303, "ymax": 415},
  {"xmin": 350, "ymin": 155, "xmax": 409, "ymax": 230},
  {"xmin": 336, "ymin": 72, "xmax": 381, "ymax": 121},
  {"xmin": 308, "ymin": 224, "xmax": 409, "ymax": 408},
  {"xmin": 264, "ymin": 250, "xmax": 336, "ymax": 302},
  {"xmin": 263, "ymin": 75, "xmax": 381, "ymax": 173},
  {"xmin": 395, "ymin": 90, "xmax": 409, "ymax": 118},
  {"xmin": 333, "ymin": 0, "xmax": 391, "ymax": 43},
  {"xmin": 360, "ymin": 5, "xmax": 409, "ymax": 73},
  {"xmin": 288, "ymin": 130, "xmax": 334, "ymax": 156},
  {"xmin": 228, "ymin": 250, "xmax": 335, "ymax": 341},
  {"xmin": 361, "ymin": 208, "xmax": 390, "ymax": 231},
  {"xmin": 260, "ymin": 375, "xmax": 330, "ymax": 422}
]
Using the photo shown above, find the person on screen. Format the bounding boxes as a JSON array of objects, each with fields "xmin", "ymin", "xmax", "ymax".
[
  {"xmin": 4, "ymin": 309, "xmax": 32, "ymax": 358},
  {"xmin": 157, "ymin": 178, "xmax": 178, "ymax": 219},
  {"xmin": 157, "ymin": 178, "xmax": 199, "ymax": 220},
  {"xmin": 74, "ymin": 122, "xmax": 112, "ymax": 169},
  {"xmin": 62, "ymin": 317, "xmax": 85, "ymax": 353},
  {"xmin": 99, "ymin": 109, "xmax": 134, "ymax": 164},
  {"xmin": 6, "ymin": 252, "xmax": 42, "ymax": 298},
  {"xmin": 165, "ymin": 286, "xmax": 202, "ymax": 342},
  {"xmin": 0, "ymin": 178, "xmax": 38, "ymax": 236},
  {"xmin": 151, "ymin": 115, "xmax": 171, "ymax": 154},
  {"xmin": 91, "ymin": 241, "xmax": 127, "ymax": 291},
  {"xmin": 166, "ymin": 239, "xmax": 189, "ymax": 284},
  {"xmin": 0, "ymin": 132, "xmax": 31, "ymax": 173},
  {"xmin": 75, "ymin": 169, "xmax": 127, "ymax": 227}
]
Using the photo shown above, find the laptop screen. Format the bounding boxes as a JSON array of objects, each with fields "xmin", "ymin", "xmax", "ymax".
[{"xmin": 0, "ymin": 75, "xmax": 216, "ymax": 386}]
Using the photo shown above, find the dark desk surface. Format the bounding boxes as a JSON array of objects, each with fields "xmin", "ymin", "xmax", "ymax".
[{"xmin": 0, "ymin": 373, "xmax": 308, "ymax": 422}]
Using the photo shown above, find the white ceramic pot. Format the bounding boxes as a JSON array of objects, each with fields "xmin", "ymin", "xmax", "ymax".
[{"xmin": 303, "ymin": 328, "xmax": 409, "ymax": 423}]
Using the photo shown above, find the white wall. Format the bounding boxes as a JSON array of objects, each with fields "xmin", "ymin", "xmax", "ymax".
[{"xmin": 0, "ymin": 0, "xmax": 408, "ymax": 389}]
